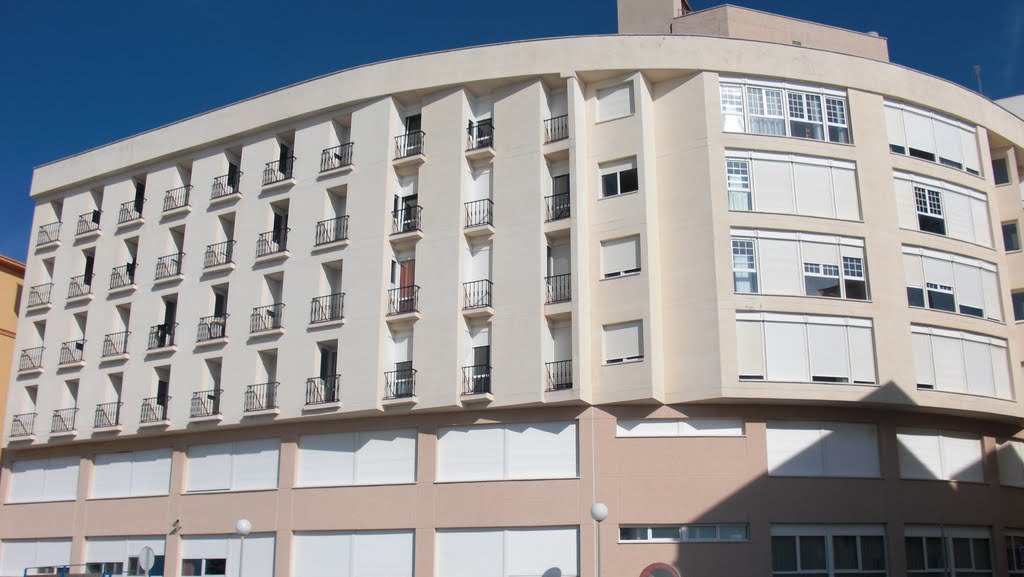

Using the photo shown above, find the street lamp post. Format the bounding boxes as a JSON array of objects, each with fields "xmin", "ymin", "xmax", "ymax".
[
  {"xmin": 590, "ymin": 503, "xmax": 609, "ymax": 577},
  {"xmin": 235, "ymin": 518, "xmax": 252, "ymax": 577}
]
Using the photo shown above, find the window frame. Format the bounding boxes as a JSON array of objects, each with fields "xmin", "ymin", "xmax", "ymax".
[
  {"xmin": 732, "ymin": 237, "xmax": 759, "ymax": 294},
  {"xmin": 602, "ymin": 320, "xmax": 645, "ymax": 365},
  {"xmin": 600, "ymin": 235, "xmax": 642, "ymax": 278},
  {"xmin": 1003, "ymin": 221, "xmax": 1021, "ymax": 252},
  {"xmin": 599, "ymin": 158, "xmax": 640, "ymax": 198},
  {"xmin": 770, "ymin": 525, "xmax": 887, "ymax": 577},
  {"xmin": 904, "ymin": 528, "xmax": 993, "ymax": 577},
  {"xmin": 886, "ymin": 101, "xmax": 982, "ymax": 177},
  {"xmin": 619, "ymin": 524, "xmax": 750, "ymax": 543},
  {"xmin": 726, "ymin": 159, "xmax": 752, "ymax": 211},
  {"xmin": 720, "ymin": 79, "xmax": 851, "ymax": 144}
]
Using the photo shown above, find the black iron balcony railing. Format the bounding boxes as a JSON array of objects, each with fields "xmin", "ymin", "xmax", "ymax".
[
  {"xmin": 147, "ymin": 323, "xmax": 178, "ymax": 350},
  {"xmin": 58, "ymin": 339, "xmax": 85, "ymax": 365},
  {"xmin": 546, "ymin": 360, "xmax": 573, "ymax": 391},
  {"xmin": 51, "ymin": 408, "xmax": 78, "ymax": 433},
  {"xmin": 387, "ymin": 286, "xmax": 419, "ymax": 315},
  {"xmin": 384, "ymin": 369, "xmax": 416, "ymax": 399},
  {"xmin": 315, "ymin": 215, "xmax": 349, "ymax": 246},
  {"xmin": 463, "ymin": 279, "xmax": 492, "ymax": 310},
  {"xmin": 76, "ymin": 210, "xmax": 102, "ymax": 235},
  {"xmin": 11, "ymin": 413, "xmax": 35, "ymax": 437},
  {"xmin": 118, "ymin": 198, "xmax": 144, "ymax": 224},
  {"xmin": 306, "ymin": 375, "xmax": 340, "ymax": 405},
  {"xmin": 546, "ymin": 273, "xmax": 571, "ymax": 304},
  {"xmin": 94, "ymin": 402, "xmax": 122, "ymax": 428},
  {"xmin": 109, "ymin": 262, "xmax": 137, "ymax": 289},
  {"xmin": 155, "ymin": 252, "xmax": 184, "ymax": 280},
  {"xmin": 212, "ymin": 172, "xmax": 242, "ymax": 199},
  {"xmin": 545, "ymin": 193, "xmax": 571, "ymax": 221},
  {"xmin": 102, "ymin": 331, "xmax": 130, "ymax": 358},
  {"xmin": 250, "ymin": 303, "xmax": 284, "ymax": 333},
  {"xmin": 68, "ymin": 274, "xmax": 92, "ymax": 299},
  {"xmin": 37, "ymin": 221, "xmax": 61, "ymax": 245},
  {"xmin": 197, "ymin": 314, "xmax": 228, "ymax": 342},
  {"xmin": 392, "ymin": 206, "xmax": 422, "ymax": 234},
  {"xmin": 19, "ymin": 346, "xmax": 44, "ymax": 372},
  {"xmin": 263, "ymin": 156, "xmax": 296, "ymax": 186},
  {"xmin": 140, "ymin": 396, "xmax": 170, "ymax": 423},
  {"xmin": 465, "ymin": 199, "xmax": 493, "ymax": 228},
  {"xmin": 395, "ymin": 131, "xmax": 425, "ymax": 159},
  {"xmin": 27, "ymin": 283, "xmax": 53, "ymax": 308},
  {"xmin": 544, "ymin": 114, "xmax": 569, "ymax": 143},
  {"xmin": 163, "ymin": 185, "xmax": 192, "ymax": 212},
  {"xmin": 320, "ymin": 143, "xmax": 354, "ymax": 172},
  {"xmin": 256, "ymin": 229, "xmax": 289, "ymax": 257},
  {"xmin": 204, "ymin": 240, "xmax": 236, "ymax": 269},
  {"xmin": 467, "ymin": 119, "xmax": 494, "ymax": 150},
  {"xmin": 462, "ymin": 364, "xmax": 492, "ymax": 395},
  {"xmin": 244, "ymin": 382, "xmax": 279, "ymax": 412},
  {"xmin": 191, "ymin": 389, "xmax": 222, "ymax": 418},
  {"xmin": 310, "ymin": 293, "xmax": 345, "ymax": 324}
]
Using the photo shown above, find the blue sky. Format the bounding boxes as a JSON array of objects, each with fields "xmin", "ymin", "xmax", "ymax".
[{"xmin": 1, "ymin": 0, "xmax": 1021, "ymax": 261}]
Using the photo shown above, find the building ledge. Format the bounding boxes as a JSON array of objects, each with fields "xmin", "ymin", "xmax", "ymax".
[
  {"xmin": 153, "ymin": 274, "xmax": 185, "ymax": 287},
  {"xmin": 162, "ymin": 205, "xmax": 192, "ymax": 219},
  {"xmin": 116, "ymin": 218, "xmax": 144, "ymax": 232},
  {"xmin": 254, "ymin": 250, "xmax": 290, "ymax": 265},
  {"xmin": 303, "ymin": 401, "xmax": 342, "ymax": 412},
  {"xmin": 25, "ymin": 302, "xmax": 52, "ymax": 314},
  {"xmin": 76, "ymin": 229, "xmax": 102, "ymax": 242},
  {"xmin": 464, "ymin": 223, "xmax": 494, "ymax": 240},
  {"xmin": 8, "ymin": 435, "xmax": 35, "ymax": 443},
  {"xmin": 385, "ymin": 311, "xmax": 421, "ymax": 325},
  {"xmin": 242, "ymin": 408, "xmax": 280, "ymax": 418},
  {"xmin": 461, "ymin": 392, "xmax": 493, "ymax": 403},
  {"xmin": 99, "ymin": 353, "xmax": 130, "ymax": 364},
  {"xmin": 389, "ymin": 229, "xmax": 423, "ymax": 247},
  {"xmin": 49, "ymin": 429, "xmax": 77, "ymax": 438},
  {"xmin": 317, "ymin": 164, "xmax": 355, "ymax": 181},
  {"xmin": 393, "ymin": 153, "xmax": 426, "ymax": 169},
  {"xmin": 190, "ymin": 414, "xmax": 223, "ymax": 423},
  {"xmin": 210, "ymin": 191, "xmax": 242, "ymax": 206},
  {"xmin": 466, "ymin": 146, "xmax": 495, "ymax": 161},
  {"xmin": 202, "ymin": 262, "xmax": 236, "ymax": 275},
  {"xmin": 544, "ymin": 300, "xmax": 572, "ymax": 321},
  {"xmin": 146, "ymin": 345, "xmax": 179, "ymax": 356},
  {"xmin": 462, "ymin": 306, "xmax": 494, "ymax": 320},
  {"xmin": 262, "ymin": 178, "xmax": 296, "ymax": 193},
  {"xmin": 195, "ymin": 337, "xmax": 228, "ymax": 348},
  {"xmin": 544, "ymin": 218, "xmax": 571, "ymax": 236},
  {"xmin": 93, "ymin": 425, "xmax": 123, "ymax": 434},
  {"xmin": 382, "ymin": 396, "xmax": 418, "ymax": 408},
  {"xmin": 139, "ymin": 420, "xmax": 171, "ymax": 429},
  {"xmin": 57, "ymin": 360, "xmax": 86, "ymax": 371},
  {"xmin": 35, "ymin": 240, "xmax": 60, "ymax": 252},
  {"xmin": 309, "ymin": 318, "xmax": 345, "ymax": 330},
  {"xmin": 542, "ymin": 138, "xmax": 571, "ymax": 160},
  {"xmin": 108, "ymin": 284, "xmax": 138, "ymax": 297},
  {"xmin": 249, "ymin": 328, "xmax": 286, "ymax": 339},
  {"xmin": 311, "ymin": 239, "xmax": 350, "ymax": 253},
  {"xmin": 18, "ymin": 367, "xmax": 43, "ymax": 376},
  {"xmin": 66, "ymin": 293, "xmax": 95, "ymax": 306}
]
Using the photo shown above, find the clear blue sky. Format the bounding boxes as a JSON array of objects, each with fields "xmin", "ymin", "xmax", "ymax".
[{"xmin": 1, "ymin": 0, "xmax": 1021, "ymax": 261}]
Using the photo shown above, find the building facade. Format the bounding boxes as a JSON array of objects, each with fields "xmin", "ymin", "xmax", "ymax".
[
  {"xmin": 4, "ymin": 2, "xmax": 1024, "ymax": 577},
  {"xmin": 0, "ymin": 255, "xmax": 26, "ymax": 463}
]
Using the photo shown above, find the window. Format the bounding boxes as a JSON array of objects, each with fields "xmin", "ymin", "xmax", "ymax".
[
  {"xmin": 86, "ymin": 537, "xmax": 166, "ymax": 577},
  {"xmin": 766, "ymin": 421, "xmax": 880, "ymax": 478},
  {"xmin": 296, "ymin": 429, "xmax": 416, "ymax": 487},
  {"xmin": 903, "ymin": 247, "xmax": 1001, "ymax": 321},
  {"xmin": 436, "ymin": 422, "xmax": 577, "ymax": 482},
  {"xmin": 725, "ymin": 151, "xmax": 861, "ymax": 220},
  {"xmin": 1004, "ymin": 222, "xmax": 1021, "ymax": 251},
  {"xmin": 0, "ymin": 539, "xmax": 72, "ymax": 576},
  {"xmin": 620, "ymin": 525, "xmax": 749, "ymax": 543},
  {"xmin": 803, "ymin": 262, "xmax": 841, "ymax": 298},
  {"xmin": 735, "ymin": 313, "xmax": 877, "ymax": 385},
  {"xmin": 896, "ymin": 428, "xmax": 984, "ymax": 482},
  {"xmin": 911, "ymin": 325, "xmax": 1012, "ymax": 400},
  {"xmin": 596, "ymin": 83, "xmax": 635, "ymax": 122},
  {"xmin": 600, "ymin": 158, "xmax": 639, "ymax": 197},
  {"xmin": 1013, "ymin": 292, "xmax": 1024, "ymax": 321},
  {"xmin": 185, "ymin": 439, "xmax": 280, "ymax": 492},
  {"xmin": 905, "ymin": 526, "xmax": 992, "ymax": 577},
  {"xmin": 603, "ymin": 321, "xmax": 644, "ymax": 364},
  {"xmin": 720, "ymin": 79, "xmax": 850, "ymax": 144},
  {"xmin": 616, "ymin": 418, "xmax": 743, "ymax": 437},
  {"xmin": 997, "ymin": 439, "xmax": 1024, "ymax": 488},
  {"xmin": 92, "ymin": 449, "xmax": 172, "ymax": 498},
  {"xmin": 181, "ymin": 535, "xmax": 274, "ymax": 577},
  {"xmin": 894, "ymin": 172, "xmax": 991, "ymax": 246},
  {"xmin": 293, "ymin": 531, "xmax": 414, "ymax": 577},
  {"xmin": 601, "ymin": 236, "xmax": 641, "ymax": 278},
  {"xmin": 1007, "ymin": 532, "xmax": 1024, "ymax": 575},
  {"xmin": 771, "ymin": 525, "xmax": 886, "ymax": 577},
  {"xmin": 726, "ymin": 160, "xmax": 752, "ymax": 210},
  {"xmin": 436, "ymin": 527, "xmax": 578, "ymax": 577},
  {"xmin": 7, "ymin": 457, "xmax": 79, "ymax": 503},
  {"xmin": 993, "ymin": 157, "xmax": 1011, "ymax": 185},
  {"xmin": 885, "ymin": 101, "xmax": 981, "ymax": 176},
  {"xmin": 731, "ymin": 230, "xmax": 868, "ymax": 300},
  {"xmin": 732, "ymin": 238, "xmax": 758, "ymax": 293}
]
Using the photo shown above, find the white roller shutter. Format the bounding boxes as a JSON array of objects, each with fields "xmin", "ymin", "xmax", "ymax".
[
  {"xmin": 963, "ymin": 340, "xmax": 995, "ymax": 398},
  {"xmin": 831, "ymin": 168, "xmax": 860, "ymax": 220},
  {"xmin": 232, "ymin": 534, "xmax": 275, "ymax": 577},
  {"xmin": 934, "ymin": 121, "xmax": 964, "ymax": 168},
  {"xmin": 506, "ymin": 528, "xmax": 579, "ymax": 577},
  {"xmin": 679, "ymin": 419, "xmax": 744, "ymax": 436},
  {"xmin": 793, "ymin": 163, "xmax": 834, "ymax": 218},
  {"xmin": 904, "ymin": 110, "xmax": 936, "ymax": 156},
  {"xmin": 764, "ymin": 321, "xmax": 809, "ymax": 382},
  {"xmin": 991, "ymin": 344, "xmax": 1012, "ymax": 400},
  {"xmin": 801, "ymin": 241, "xmax": 839, "ymax": 266},
  {"xmin": 932, "ymin": 335, "xmax": 967, "ymax": 393},
  {"xmin": 808, "ymin": 323, "xmax": 849, "ymax": 381},
  {"xmin": 922, "ymin": 256, "xmax": 954, "ymax": 287},
  {"xmin": 181, "ymin": 535, "xmax": 228, "ymax": 560},
  {"xmin": 34, "ymin": 540, "xmax": 72, "ymax": 569},
  {"xmin": 131, "ymin": 449, "xmax": 172, "ymax": 497},
  {"xmin": 353, "ymin": 532, "xmax": 414, "ymax": 577},
  {"xmin": 736, "ymin": 321, "xmax": 765, "ymax": 378},
  {"xmin": 944, "ymin": 192, "xmax": 975, "ymax": 244},
  {"xmin": 981, "ymin": 270, "xmax": 1001, "ymax": 321},
  {"xmin": 231, "ymin": 439, "xmax": 279, "ymax": 491},
  {"xmin": 507, "ymin": 422, "xmax": 577, "ymax": 479},
  {"xmin": 436, "ymin": 530, "xmax": 504, "ymax": 577},
  {"xmin": 961, "ymin": 129, "xmax": 981, "ymax": 175},
  {"xmin": 293, "ymin": 533, "xmax": 350, "ymax": 577},
  {"xmin": 894, "ymin": 178, "xmax": 918, "ymax": 230},
  {"xmin": 940, "ymin": 432, "xmax": 984, "ymax": 482},
  {"xmin": 848, "ymin": 326, "xmax": 876, "ymax": 384},
  {"xmin": 904, "ymin": 253, "xmax": 924, "ymax": 287},
  {"xmin": 437, "ymin": 425, "xmax": 505, "ymax": 482},
  {"xmin": 43, "ymin": 457, "xmax": 79, "ymax": 502},
  {"xmin": 601, "ymin": 237, "xmax": 640, "ymax": 276},
  {"xmin": 952, "ymin": 263, "xmax": 985, "ymax": 314},
  {"xmin": 912, "ymin": 333, "xmax": 935, "ymax": 388},
  {"xmin": 297, "ymin": 432, "xmax": 356, "ymax": 487},
  {"xmin": 92, "ymin": 452, "xmax": 133, "ymax": 499},
  {"xmin": 970, "ymin": 198, "xmax": 992, "ymax": 247},
  {"xmin": 355, "ymin": 429, "xmax": 416, "ymax": 484},
  {"xmin": 897, "ymin": 429, "xmax": 943, "ymax": 479},
  {"xmin": 186, "ymin": 442, "xmax": 231, "ymax": 492},
  {"xmin": 822, "ymin": 422, "xmax": 880, "ymax": 477},
  {"xmin": 8, "ymin": 460, "xmax": 46, "ymax": 503},
  {"xmin": 1, "ymin": 541, "xmax": 40, "ymax": 575},
  {"xmin": 473, "ymin": 169, "xmax": 492, "ymax": 201},
  {"xmin": 615, "ymin": 420, "xmax": 678, "ymax": 437},
  {"xmin": 758, "ymin": 239, "xmax": 802, "ymax": 295},
  {"xmin": 596, "ymin": 83, "xmax": 634, "ymax": 121},
  {"xmin": 766, "ymin": 422, "xmax": 823, "ymax": 476},
  {"xmin": 997, "ymin": 440, "xmax": 1024, "ymax": 488},
  {"xmin": 85, "ymin": 538, "xmax": 124, "ymax": 564},
  {"xmin": 885, "ymin": 106, "xmax": 906, "ymax": 150},
  {"xmin": 603, "ymin": 321, "xmax": 642, "ymax": 362},
  {"xmin": 752, "ymin": 159, "xmax": 795, "ymax": 214}
]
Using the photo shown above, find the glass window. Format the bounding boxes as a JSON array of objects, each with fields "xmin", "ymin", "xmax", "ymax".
[
  {"xmin": 907, "ymin": 286, "xmax": 926, "ymax": 308},
  {"xmin": 620, "ymin": 527, "xmax": 646, "ymax": 541},
  {"xmin": 1012, "ymin": 292, "xmax": 1024, "ymax": 321},
  {"xmin": 993, "ymin": 157, "xmax": 1011, "ymax": 185},
  {"xmin": 620, "ymin": 524, "xmax": 749, "ymax": 543},
  {"xmin": 1003, "ymin": 222, "xmax": 1020, "ymax": 251},
  {"xmin": 1006, "ymin": 534, "xmax": 1024, "ymax": 575},
  {"xmin": 788, "ymin": 92, "xmax": 825, "ymax": 141},
  {"xmin": 601, "ymin": 166, "xmax": 639, "ymax": 198},
  {"xmin": 650, "ymin": 527, "xmax": 680, "ymax": 540},
  {"xmin": 747, "ymin": 86, "xmax": 786, "ymax": 136},
  {"xmin": 720, "ymin": 85, "xmax": 745, "ymax": 132},
  {"xmin": 825, "ymin": 98, "xmax": 851, "ymax": 143},
  {"xmin": 804, "ymin": 262, "xmax": 842, "ymax": 298},
  {"xmin": 732, "ymin": 238, "xmax": 758, "ymax": 293},
  {"xmin": 914, "ymin": 186, "xmax": 947, "ymax": 235},
  {"xmin": 926, "ymin": 283, "xmax": 957, "ymax": 312},
  {"xmin": 727, "ymin": 160, "xmax": 752, "ymax": 211},
  {"xmin": 842, "ymin": 256, "xmax": 868, "ymax": 300}
]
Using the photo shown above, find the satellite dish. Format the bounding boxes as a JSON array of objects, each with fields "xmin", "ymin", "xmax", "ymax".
[{"xmin": 138, "ymin": 547, "xmax": 156, "ymax": 574}]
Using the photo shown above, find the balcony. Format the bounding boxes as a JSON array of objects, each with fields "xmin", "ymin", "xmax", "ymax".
[
  {"xmin": 140, "ymin": 396, "xmax": 170, "ymax": 424},
  {"xmin": 545, "ymin": 193, "xmax": 571, "ymax": 222},
  {"xmin": 464, "ymin": 199, "xmax": 493, "ymax": 234},
  {"xmin": 117, "ymin": 199, "xmax": 144, "ymax": 226},
  {"xmin": 26, "ymin": 283, "xmax": 53, "ymax": 309},
  {"xmin": 462, "ymin": 364, "xmax": 492, "ymax": 397},
  {"xmin": 544, "ymin": 114, "xmax": 569, "ymax": 143},
  {"xmin": 256, "ymin": 229, "xmax": 289, "ymax": 260},
  {"xmin": 244, "ymin": 382, "xmax": 279, "ymax": 413},
  {"xmin": 310, "ymin": 293, "xmax": 344, "ymax": 325},
  {"xmin": 466, "ymin": 120, "xmax": 494, "ymax": 159},
  {"xmin": 384, "ymin": 369, "xmax": 416, "ymax": 401},
  {"xmin": 191, "ymin": 389, "xmax": 222, "ymax": 419},
  {"xmin": 10, "ymin": 413, "xmax": 36, "ymax": 438},
  {"xmin": 58, "ymin": 339, "xmax": 86, "ymax": 367},
  {"xmin": 19, "ymin": 346, "xmax": 44, "ymax": 373},
  {"xmin": 387, "ymin": 286, "xmax": 420, "ymax": 318},
  {"xmin": 546, "ymin": 360, "xmax": 573, "ymax": 391},
  {"xmin": 320, "ymin": 143, "xmax": 354, "ymax": 174},
  {"xmin": 163, "ymin": 185, "xmax": 192, "ymax": 214},
  {"xmin": 37, "ymin": 221, "xmax": 61, "ymax": 247},
  {"xmin": 463, "ymin": 279, "xmax": 493, "ymax": 316},
  {"xmin": 50, "ymin": 408, "xmax": 78, "ymax": 434},
  {"xmin": 76, "ymin": 210, "xmax": 102, "ymax": 237},
  {"xmin": 391, "ymin": 206, "xmax": 422, "ymax": 238},
  {"xmin": 109, "ymin": 263, "xmax": 138, "ymax": 292},
  {"xmin": 147, "ymin": 323, "xmax": 178, "ymax": 351},
  {"xmin": 197, "ymin": 315, "xmax": 229, "ymax": 343},
  {"xmin": 204, "ymin": 240, "xmax": 236, "ymax": 271},
  {"xmin": 546, "ymin": 273, "xmax": 571, "ymax": 304},
  {"xmin": 306, "ymin": 375, "xmax": 341, "ymax": 407},
  {"xmin": 314, "ymin": 216, "xmax": 349, "ymax": 247},
  {"xmin": 154, "ymin": 252, "xmax": 184, "ymax": 282},
  {"xmin": 101, "ymin": 330, "xmax": 130, "ymax": 359},
  {"xmin": 94, "ymin": 402, "xmax": 123, "ymax": 429},
  {"xmin": 250, "ymin": 303, "xmax": 284, "ymax": 334},
  {"xmin": 262, "ymin": 156, "xmax": 296, "ymax": 187},
  {"xmin": 394, "ymin": 131, "xmax": 425, "ymax": 160},
  {"xmin": 68, "ymin": 274, "xmax": 93, "ymax": 301},
  {"xmin": 211, "ymin": 173, "xmax": 242, "ymax": 201}
]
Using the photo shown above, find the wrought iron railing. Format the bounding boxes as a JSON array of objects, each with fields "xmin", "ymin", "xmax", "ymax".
[
  {"xmin": 211, "ymin": 172, "xmax": 242, "ymax": 199},
  {"xmin": 546, "ymin": 360, "xmax": 573, "ymax": 391},
  {"xmin": 76, "ymin": 210, "xmax": 102, "ymax": 235},
  {"xmin": 37, "ymin": 221, "xmax": 61, "ymax": 245},
  {"xmin": 58, "ymin": 339, "xmax": 85, "ymax": 365},
  {"xmin": 387, "ymin": 286, "xmax": 419, "ymax": 315},
  {"xmin": 10, "ymin": 413, "xmax": 35, "ymax": 437},
  {"xmin": 263, "ymin": 156, "xmax": 296, "ymax": 185},
  {"xmin": 147, "ymin": 323, "xmax": 178, "ymax": 350},
  {"xmin": 155, "ymin": 252, "xmax": 184, "ymax": 280},
  {"xmin": 140, "ymin": 396, "xmax": 170, "ymax": 423},
  {"xmin": 392, "ymin": 206, "xmax": 422, "ymax": 234},
  {"xmin": 164, "ymin": 185, "xmax": 192, "ymax": 212},
  {"xmin": 68, "ymin": 274, "xmax": 92, "ymax": 299},
  {"xmin": 19, "ymin": 346, "xmax": 44, "ymax": 371},
  {"xmin": 395, "ymin": 131, "xmax": 425, "ymax": 158},
  {"xmin": 27, "ymin": 283, "xmax": 53, "ymax": 307},
  {"xmin": 463, "ymin": 279, "xmax": 492, "ymax": 310},
  {"xmin": 467, "ymin": 119, "xmax": 494, "ymax": 150},
  {"xmin": 465, "ymin": 199, "xmax": 493, "ymax": 228},
  {"xmin": 250, "ymin": 303, "xmax": 284, "ymax": 333},
  {"xmin": 94, "ymin": 402, "xmax": 122, "ymax": 428},
  {"xmin": 545, "ymin": 273, "xmax": 571, "ymax": 304},
  {"xmin": 544, "ymin": 114, "xmax": 569, "ymax": 143},
  {"xmin": 256, "ymin": 229, "xmax": 289, "ymax": 257},
  {"xmin": 50, "ymin": 408, "xmax": 78, "ymax": 433},
  {"xmin": 244, "ymin": 382, "xmax": 279, "ymax": 412},
  {"xmin": 320, "ymin": 143, "xmax": 354, "ymax": 172},
  {"xmin": 204, "ymin": 240, "xmax": 235, "ymax": 268},
  {"xmin": 118, "ymin": 198, "xmax": 144, "ymax": 224},
  {"xmin": 310, "ymin": 293, "xmax": 345, "ymax": 324},
  {"xmin": 197, "ymin": 315, "xmax": 229, "ymax": 342},
  {"xmin": 545, "ymin": 193, "xmax": 571, "ymax": 221},
  {"xmin": 315, "ymin": 215, "xmax": 349, "ymax": 245},
  {"xmin": 462, "ymin": 365, "xmax": 492, "ymax": 395},
  {"xmin": 102, "ymin": 331, "xmax": 130, "ymax": 357},
  {"xmin": 109, "ymin": 262, "xmax": 137, "ymax": 289},
  {"xmin": 306, "ymin": 375, "xmax": 340, "ymax": 405},
  {"xmin": 191, "ymin": 389, "xmax": 222, "ymax": 418},
  {"xmin": 384, "ymin": 369, "xmax": 416, "ymax": 399}
]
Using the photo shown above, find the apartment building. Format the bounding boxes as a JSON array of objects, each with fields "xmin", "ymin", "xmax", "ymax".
[
  {"xmin": 4, "ymin": 2, "xmax": 1024, "ymax": 576},
  {"xmin": 0, "ymin": 256, "xmax": 25, "ymax": 462}
]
